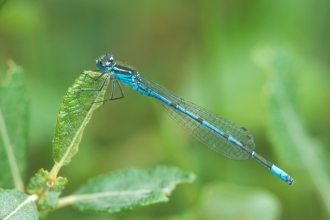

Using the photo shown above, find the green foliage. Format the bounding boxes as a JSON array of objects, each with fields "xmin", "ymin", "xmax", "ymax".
[
  {"xmin": 26, "ymin": 169, "xmax": 51, "ymax": 194},
  {"xmin": 26, "ymin": 169, "xmax": 68, "ymax": 195},
  {"xmin": 1, "ymin": 1, "xmax": 330, "ymax": 219},
  {"xmin": 0, "ymin": 189, "xmax": 38, "ymax": 220},
  {"xmin": 0, "ymin": 61, "xmax": 29, "ymax": 191},
  {"xmin": 0, "ymin": 66, "xmax": 196, "ymax": 218},
  {"xmin": 26, "ymin": 169, "xmax": 68, "ymax": 211},
  {"xmin": 52, "ymin": 71, "xmax": 109, "ymax": 166},
  {"xmin": 71, "ymin": 166, "xmax": 195, "ymax": 213}
]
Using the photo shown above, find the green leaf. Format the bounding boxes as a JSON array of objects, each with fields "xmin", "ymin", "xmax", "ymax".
[
  {"xmin": 0, "ymin": 189, "xmax": 38, "ymax": 220},
  {"xmin": 37, "ymin": 191, "xmax": 59, "ymax": 211},
  {"xmin": 196, "ymin": 182, "xmax": 281, "ymax": 220},
  {"xmin": 52, "ymin": 71, "xmax": 109, "ymax": 168},
  {"xmin": 26, "ymin": 169, "xmax": 68, "ymax": 194},
  {"xmin": 0, "ymin": 61, "xmax": 29, "ymax": 191},
  {"xmin": 26, "ymin": 169, "xmax": 49, "ymax": 195},
  {"xmin": 51, "ymin": 176, "xmax": 68, "ymax": 193},
  {"xmin": 60, "ymin": 165, "xmax": 195, "ymax": 213},
  {"xmin": 26, "ymin": 169, "xmax": 68, "ymax": 211}
]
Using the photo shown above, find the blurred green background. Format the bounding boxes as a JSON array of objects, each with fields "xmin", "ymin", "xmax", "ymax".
[{"xmin": 1, "ymin": 0, "xmax": 330, "ymax": 219}]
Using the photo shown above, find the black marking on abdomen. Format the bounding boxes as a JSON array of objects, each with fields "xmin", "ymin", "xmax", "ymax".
[
  {"xmin": 197, "ymin": 117, "xmax": 204, "ymax": 124},
  {"xmin": 170, "ymin": 102, "xmax": 177, "ymax": 108}
]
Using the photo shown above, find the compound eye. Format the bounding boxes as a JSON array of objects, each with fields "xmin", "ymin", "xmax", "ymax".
[
  {"xmin": 102, "ymin": 60, "xmax": 108, "ymax": 67},
  {"xmin": 96, "ymin": 59, "xmax": 107, "ymax": 71},
  {"xmin": 96, "ymin": 54, "xmax": 115, "ymax": 70}
]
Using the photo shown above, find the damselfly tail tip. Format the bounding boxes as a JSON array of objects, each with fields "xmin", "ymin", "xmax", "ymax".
[
  {"xmin": 287, "ymin": 176, "xmax": 294, "ymax": 185},
  {"xmin": 270, "ymin": 164, "xmax": 294, "ymax": 186}
]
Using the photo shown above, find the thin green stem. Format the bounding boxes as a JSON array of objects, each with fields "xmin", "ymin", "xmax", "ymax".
[
  {"xmin": 0, "ymin": 108, "xmax": 24, "ymax": 191},
  {"xmin": 49, "ymin": 162, "xmax": 63, "ymax": 179}
]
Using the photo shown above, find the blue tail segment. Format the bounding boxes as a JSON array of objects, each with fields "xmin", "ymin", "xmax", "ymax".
[
  {"xmin": 89, "ymin": 53, "xmax": 294, "ymax": 185},
  {"xmin": 271, "ymin": 165, "xmax": 294, "ymax": 185}
]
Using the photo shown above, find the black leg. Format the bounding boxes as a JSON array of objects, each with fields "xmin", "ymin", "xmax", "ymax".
[
  {"xmin": 109, "ymin": 79, "xmax": 116, "ymax": 100},
  {"xmin": 84, "ymin": 71, "xmax": 107, "ymax": 81},
  {"xmin": 109, "ymin": 79, "xmax": 125, "ymax": 101},
  {"xmin": 81, "ymin": 74, "xmax": 110, "ymax": 93},
  {"xmin": 93, "ymin": 79, "xmax": 125, "ymax": 103}
]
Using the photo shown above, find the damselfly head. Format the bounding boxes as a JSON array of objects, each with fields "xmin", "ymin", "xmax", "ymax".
[{"xmin": 96, "ymin": 54, "xmax": 115, "ymax": 71}]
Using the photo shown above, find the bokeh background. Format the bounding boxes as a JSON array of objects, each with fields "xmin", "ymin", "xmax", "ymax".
[{"xmin": 1, "ymin": 0, "xmax": 330, "ymax": 219}]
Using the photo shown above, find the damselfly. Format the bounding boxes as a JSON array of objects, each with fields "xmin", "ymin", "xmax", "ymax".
[{"xmin": 83, "ymin": 54, "xmax": 294, "ymax": 185}]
